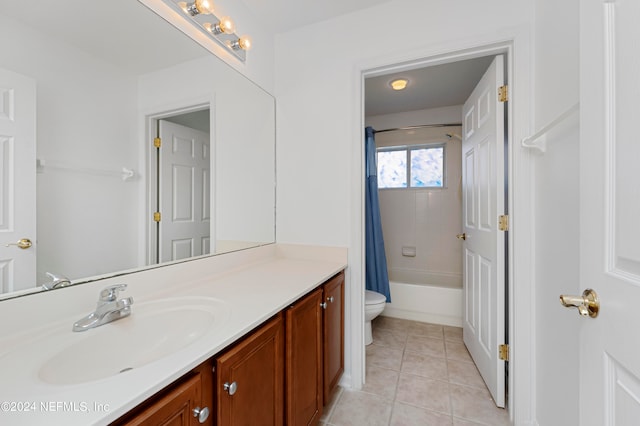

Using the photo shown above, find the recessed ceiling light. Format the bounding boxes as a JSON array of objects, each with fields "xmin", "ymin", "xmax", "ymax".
[{"xmin": 390, "ymin": 78, "xmax": 408, "ymax": 91}]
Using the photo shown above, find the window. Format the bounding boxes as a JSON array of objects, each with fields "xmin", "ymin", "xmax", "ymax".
[{"xmin": 377, "ymin": 144, "xmax": 444, "ymax": 189}]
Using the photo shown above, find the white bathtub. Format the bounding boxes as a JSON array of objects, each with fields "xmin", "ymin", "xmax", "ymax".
[{"xmin": 382, "ymin": 270, "xmax": 463, "ymax": 327}]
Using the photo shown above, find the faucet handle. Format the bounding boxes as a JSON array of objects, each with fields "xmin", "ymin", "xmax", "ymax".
[{"xmin": 99, "ymin": 284, "xmax": 128, "ymax": 302}]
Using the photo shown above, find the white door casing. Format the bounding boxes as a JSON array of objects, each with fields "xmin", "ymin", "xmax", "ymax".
[
  {"xmin": 579, "ymin": 1, "xmax": 640, "ymax": 424},
  {"xmin": 0, "ymin": 68, "xmax": 36, "ymax": 293},
  {"xmin": 158, "ymin": 120, "xmax": 210, "ymax": 263},
  {"xmin": 461, "ymin": 55, "xmax": 506, "ymax": 408}
]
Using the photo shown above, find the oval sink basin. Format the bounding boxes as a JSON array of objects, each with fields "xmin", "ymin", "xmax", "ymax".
[{"xmin": 33, "ymin": 297, "xmax": 230, "ymax": 385}]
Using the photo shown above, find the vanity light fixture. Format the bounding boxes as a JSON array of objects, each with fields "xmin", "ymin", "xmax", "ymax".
[
  {"xmin": 390, "ymin": 78, "xmax": 409, "ymax": 91},
  {"xmin": 169, "ymin": 0, "xmax": 251, "ymax": 62}
]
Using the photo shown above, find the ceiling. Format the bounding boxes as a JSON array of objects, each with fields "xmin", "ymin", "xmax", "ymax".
[{"xmin": 364, "ymin": 56, "xmax": 496, "ymax": 117}]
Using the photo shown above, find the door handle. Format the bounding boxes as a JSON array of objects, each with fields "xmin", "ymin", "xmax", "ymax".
[
  {"xmin": 559, "ymin": 289, "xmax": 599, "ymax": 318},
  {"xmin": 456, "ymin": 233, "xmax": 466, "ymax": 240},
  {"xmin": 5, "ymin": 238, "xmax": 32, "ymax": 249}
]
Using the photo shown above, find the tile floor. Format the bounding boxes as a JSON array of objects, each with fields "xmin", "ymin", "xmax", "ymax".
[{"xmin": 319, "ymin": 316, "xmax": 510, "ymax": 426}]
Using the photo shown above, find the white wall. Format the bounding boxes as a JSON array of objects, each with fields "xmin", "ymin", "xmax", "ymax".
[
  {"xmin": 531, "ymin": 0, "xmax": 580, "ymax": 423},
  {"xmin": 274, "ymin": 0, "xmax": 533, "ymax": 417}
]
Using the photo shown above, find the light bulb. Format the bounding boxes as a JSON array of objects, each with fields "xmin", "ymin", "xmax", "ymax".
[
  {"xmin": 232, "ymin": 35, "xmax": 252, "ymax": 51},
  {"xmin": 195, "ymin": 0, "xmax": 214, "ymax": 14},
  {"xmin": 183, "ymin": 0, "xmax": 214, "ymax": 16},
  {"xmin": 218, "ymin": 16, "xmax": 236, "ymax": 34}
]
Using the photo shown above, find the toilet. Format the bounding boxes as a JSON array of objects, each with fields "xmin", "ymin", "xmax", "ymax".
[{"xmin": 365, "ymin": 290, "xmax": 387, "ymax": 345}]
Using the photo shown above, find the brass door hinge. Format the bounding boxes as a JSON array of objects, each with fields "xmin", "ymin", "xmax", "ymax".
[
  {"xmin": 153, "ymin": 137, "xmax": 161, "ymax": 148},
  {"xmin": 498, "ymin": 85, "xmax": 508, "ymax": 102},
  {"xmin": 499, "ymin": 344, "xmax": 509, "ymax": 361},
  {"xmin": 153, "ymin": 212, "xmax": 161, "ymax": 222},
  {"xmin": 498, "ymin": 215, "xmax": 509, "ymax": 231}
]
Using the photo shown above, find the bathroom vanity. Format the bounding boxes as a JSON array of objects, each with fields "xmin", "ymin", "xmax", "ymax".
[{"xmin": 0, "ymin": 244, "xmax": 347, "ymax": 425}]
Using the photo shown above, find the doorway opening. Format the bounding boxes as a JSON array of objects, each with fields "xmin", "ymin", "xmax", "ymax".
[
  {"xmin": 145, "ymin": 104, "xmax": 211, "ymax": 266},
  {"xmin": 363, "ymin": 51, "xmax": 510, "ymax": 410}
]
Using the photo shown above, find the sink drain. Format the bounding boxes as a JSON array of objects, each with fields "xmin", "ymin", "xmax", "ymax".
[{"xmin": 119, "ymin": 367, "xmax": 134, "ymax": 374}]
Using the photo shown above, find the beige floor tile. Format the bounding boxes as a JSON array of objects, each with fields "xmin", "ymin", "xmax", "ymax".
[
  {"xmin": 329, "ymin": 389, "xmax": 393, "ymax": 426},
  {"xmin": 374, "ymin": 316, "xmax": 414, "ymax": 336},
  {"xmin": 444, "ymin": 326, "xmax": 463, "ymax": 342},
  {"xmin": 363, "ymin": 366, "xmax": 400, "ymax": 400},
  {"xmin": 445, "ymin": 340, "xmax": 474, "ymax": 363},
  {"xmin": 320, "ymin": 386, "xmax": 343, "ymax": 423},
  {"xmin": 447, "ymin": 359, "xmax": 486, "ymax": 389},
  {"xmin": 373, "ymin": 327, "xmax": 409, "ymax": 348},
  {"xmin": 406, "ymin": 335, "xmax": 446, "ymax": 358},
  {"xmin": 390, "ymin": 402, "xmax": 453, "ymax": 426},
  {"xmin": 396, "ymin": 373, "xmax": 451, "ymax": 414},
  {"xmin": 449, "ymin": 384, "xmax": 509, "ymax": 425},
  {"xmin": 408, "ymin": 322, "xmax": 444, "ymax": 339},
  {"xmin": 401, "ymin": 351, "xmax": 448, "ymax": 381},
  {"xmin": 367, "ymin": 344, "xmax": 405, "ymax": 371}
]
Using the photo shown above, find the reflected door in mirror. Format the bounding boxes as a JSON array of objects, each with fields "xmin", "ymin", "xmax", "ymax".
[
  {"xmin": 158, "ymin": 120, "xmax": 210, "ymax": 263},
  {"xmin": 0, "ymin": 68, "xmax": 36, "ymax": 293}
]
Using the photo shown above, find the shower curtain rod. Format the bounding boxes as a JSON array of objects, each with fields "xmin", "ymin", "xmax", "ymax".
[{"xmin": 373, "ymin": 123, "xmax": 462, "ymax": 134}]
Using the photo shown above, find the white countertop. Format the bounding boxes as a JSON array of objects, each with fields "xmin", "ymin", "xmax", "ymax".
[{"xmin": 0, "ymin": 244, "xmax": 347, "ymax": 425}]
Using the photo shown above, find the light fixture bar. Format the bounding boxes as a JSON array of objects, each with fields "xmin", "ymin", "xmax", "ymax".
[{"xmin": 166, "ymin": 0, "xmax": 249, "ymax": 62}]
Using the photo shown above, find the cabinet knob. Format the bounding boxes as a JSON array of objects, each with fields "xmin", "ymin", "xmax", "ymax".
[
  {"xmin": 320, "ymin": 302, "xmax": 327, "ymax": 309},
  {"xmin": 327, "ymin": 296, "xmax": 334, "ymax": 303},
  {"xmin": 192, "ymin": 406, "xmax": 210, "ymax": 423},
  {"xmin": 223, "ymin": 381, "xmax": 238, "ymax": 395}
]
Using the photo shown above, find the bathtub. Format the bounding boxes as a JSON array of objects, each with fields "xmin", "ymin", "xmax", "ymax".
[{"xmin": 382, "ymin": 269, "xmax": 463, "ymax": 327}]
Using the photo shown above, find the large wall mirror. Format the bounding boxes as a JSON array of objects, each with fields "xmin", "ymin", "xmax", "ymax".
[{"xmin": 0, "ymin": 0, "xmax": 276, "ymax": 299}]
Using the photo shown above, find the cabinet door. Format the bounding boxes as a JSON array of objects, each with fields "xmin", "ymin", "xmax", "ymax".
[
  {"xmin": 216, "ymin": 313, "xmax": 284, "ymax": 426},
  {"xmin": 286, "ymin": 287, "xmax": 323, "ymax": 426},
  {"xmin": 323, "ymin": 271, "xmax": 345, "ymax": 404},
  {"xmin": 117, "ymin": 373, "xmax": 202, "ymax": 426}
]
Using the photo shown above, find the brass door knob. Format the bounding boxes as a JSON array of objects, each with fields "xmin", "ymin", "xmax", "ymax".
[
  {"xmin": 456, "ymin": 233, "xmax": 466, "ymax": 240},
  {"xmin": 559, "ymin": 289, "xmax": 599, "ymax": 318},
  {"xmin": 5, "ymin": 238, "xmax": 32, "ymax": 249}
]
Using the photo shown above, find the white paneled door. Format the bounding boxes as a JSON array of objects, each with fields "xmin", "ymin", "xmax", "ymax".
[
  {"xmin": 158, "ymin": 120, "xmax": 210, "ymax": 263},
  {"xmin": 461, "ymin": 55, "xmax": 505, "ymax": 408},
  {"xmin": 0, "ymin": 68, "xmax": 36, "ymax": 293},
  {"xmin": 579, "ymin": 1, "xmax": 640, "ymax": 424}
]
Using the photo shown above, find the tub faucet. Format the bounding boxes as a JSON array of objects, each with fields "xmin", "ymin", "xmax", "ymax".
[
  {"xmin": 72, "ymin": 284, "xmax": 134, "ymax": 332},
  {"xmin": 41, "ymin": 272, "xmax": 71, "ymax": 290}
]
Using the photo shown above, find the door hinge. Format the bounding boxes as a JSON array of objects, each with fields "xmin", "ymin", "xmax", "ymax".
[
  {"xmin": 153, "ymin": 212, "xmax": 161, "ymax": 222},
  {"xmin": 499, "ymin": 344, "xmax": 509, "ymax": 361},
  {"xmin": 153, "ymin": 137, "xmax": 161, "ymax": 148},
  {"xmin": 498, "ymin": 215, "xmax": 509, "ymax": 231},
  {"xmin": 498, "ymin": 85, "xmax": 508, "ymax": 102}
]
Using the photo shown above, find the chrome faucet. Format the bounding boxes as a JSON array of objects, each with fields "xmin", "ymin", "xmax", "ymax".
[
  {"xmin": 73, "ymin": 284, "xmax": 134, "ymax": 332},
  {"xmin": 42, "ymin": 272, "xmax": 71, "ymax": 290}
]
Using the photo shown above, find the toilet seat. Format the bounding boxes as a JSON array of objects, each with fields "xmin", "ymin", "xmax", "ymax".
[{"xmin": 365, "ymin": 290, "xmax": 386, "ymax": 305}]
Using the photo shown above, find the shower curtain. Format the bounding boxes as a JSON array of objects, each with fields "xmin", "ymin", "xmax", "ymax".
[{"xmin": 365, "ymin": 127, "xmax": 391, "ymax": 302}]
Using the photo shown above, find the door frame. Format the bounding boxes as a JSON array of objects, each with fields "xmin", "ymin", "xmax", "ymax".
[
  {"xmin": 353, "ymin": 30, "xmax": 534, "ymax": 424},
  {"xmin": 141, "ymin": 100, "xmax": 213, "ymax": 266}
]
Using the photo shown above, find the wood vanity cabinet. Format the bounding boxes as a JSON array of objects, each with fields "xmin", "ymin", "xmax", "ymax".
[
  {"xmin": 215, "ymin": 313, "xmax": 284, "ymax": 426},
  {"xmin": 113, "ymin": 360, "xmax": 214, "ymax": 426},
  {"xmin": 285, "ymin": 287, "xmax": 324, "ymax": 425},
  {"xmin": 322, "ymin": 271, "xmax": 345, "ymax": 404}
]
